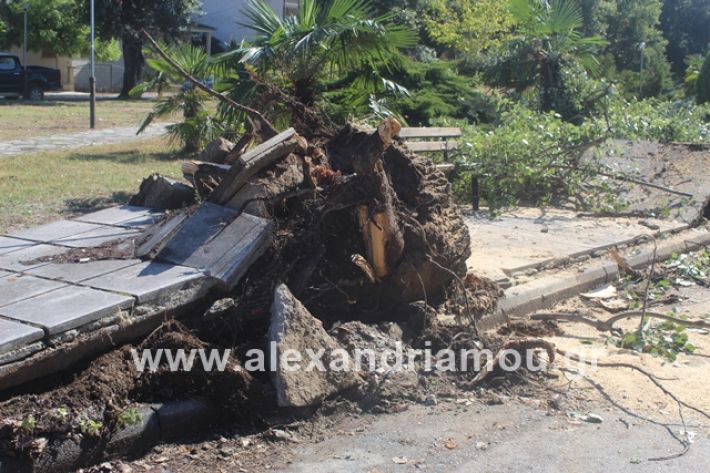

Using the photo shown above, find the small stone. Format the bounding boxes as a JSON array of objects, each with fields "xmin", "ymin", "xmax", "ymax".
[{"xmin": 424, "ymin": 394, "xmax": 437, "ymax": 406}]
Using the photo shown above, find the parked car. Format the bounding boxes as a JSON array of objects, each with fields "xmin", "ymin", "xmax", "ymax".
[{"xmin": 0, "ymin": 52, "xmax": 62, "ymax": 100}]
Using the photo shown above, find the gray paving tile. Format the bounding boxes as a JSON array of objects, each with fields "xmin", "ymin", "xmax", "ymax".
[
  {"xmin": 0, "ymin": 286, "xmax": 134, "ymax": 336},
  {"xmin": 82, "ymin": 261, "xmax": 205, "ymax": 304},
  {"xmin": 0, "ymin": 236, "xmax": 35, "ymax": 256},
  {"xmin": 0, "ymin": 244, "xmax": 67, "ymax": 272},
  {"xmin": 0, "ymin": 274, "xmax": 67, "ymax": 308},
  {"xmin": 52, "ymin": 225, "xmax": 141, "ymax": 248},
  {"xmin": 8, "ymin": 220, "xmax": 103, "ymax": 243},
  {"xmin": 0, "ymin": 318, "xmax": 44, "ymax": 354},
  {"xmin": 158, "ymin": 210, "xmax": 272, "ymax": 290},
  {"xmin": 0, "ymin": 271, "xmax": 11, "ymax": 279},
  {"xmin": 25, "ymin": 259, "xmax": 142, "ymax": 283},
  {"xmin": 74, "ymin": 205, "xmax": 163, "ymax": 228}
]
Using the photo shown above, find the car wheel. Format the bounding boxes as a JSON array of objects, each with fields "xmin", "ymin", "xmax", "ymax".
[{"xmin": 25, "ymin": 85, "xmax": 44, "ymax": 101}]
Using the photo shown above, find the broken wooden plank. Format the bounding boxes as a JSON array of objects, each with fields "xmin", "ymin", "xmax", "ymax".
[
  {"xmin": 156, "ymin": 202, "xmax": 272, "ymax": 290},
  {"xmin": 404, "ymin": 141, "xmax": 461, "ymax": 152},
  {"xmin": 397, "ymin": 127, "xmax": 462, "ymax": 139},
  {"xmin": 208, "ymin": 128, "xmax": 299, "ymax": 205},
  {"xmin": 135, "ymin": 211, "xmax": 190, "ymax": 259},
  {"xmin": 435, "ymin": 163, "xmax": 456, "ymax": 173}
]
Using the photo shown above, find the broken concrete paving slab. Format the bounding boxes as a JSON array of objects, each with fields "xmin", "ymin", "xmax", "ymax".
[
  {"xmin": 0, "ymin": 286, "xmax": 134, "ymax": 337},
  {"xmin": 8, "ymin": 220, "xmax": 103, "ymax": 243},
  {"xmin": 82, "ymin": 261, "xmax": 209, "ymax": 304},
  {"xmin": 74, "ymin": 205, "xmax": 164, "ymax": 228},
  {"xmin": 0, "ymin": 236, "xmax": 35, "ymax": 256},
  {"xmin": 0, "ymin": 318, "xmax": 44, "ymax": 355},
  {"xmin": 25, "ymin": 259, "xmax": 142, "ymax": 283},
  {"xmin": 157, "ymin": 203, "xmax": 272, "ymax": 290},
  {"xmin": 52, "ymin": 225, "xmax": 142, "ymax": 248},
  {"xmin": 269, "ymin": 284, "xmax": 361, "ymax": 408},
  {"xmin": 0, "ymin": 244, "xmax": 67, "ymax": 272},
  {"xmin": 0, "ymin": 274, "xmax": 67, "ymax": 308}
]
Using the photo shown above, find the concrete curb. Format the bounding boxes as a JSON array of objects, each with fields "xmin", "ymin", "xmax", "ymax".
[
  {"xmin": 477, "ymin": 230, "xmax": 710, "ymax": 331},
  {"xmin": 0, "ymin": 398, "xmax": 221, "ymax": 473}
]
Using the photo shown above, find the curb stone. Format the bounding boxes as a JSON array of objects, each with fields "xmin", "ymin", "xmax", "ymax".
[{"xmin": 478, "ymin": 229, "xmax": 710, "ymax": 331}]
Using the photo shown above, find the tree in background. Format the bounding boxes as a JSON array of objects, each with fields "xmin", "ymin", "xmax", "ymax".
[
  {"xmin": 94, "ymin": 0, "xmax": 200, "ymax": 99},
  {"xmin": 423, "ymin": 0, "xmax": 515, "ymax": 56},
  {"xmin": 132, "ymin": 43, "xmax": 223, "ymax": 152},
  {"xmin": 605, "ymin": 0, "xmax": 671, "ymax": 96},
  {"xmin": 660, "ymin": 0, "xmax": 710, "ymax": 77},
  {"xmin": 697, "ymin": 51, "xmax": 710, "ymax": 104},
  {"xmin": 220, "ymin": 0, "xmax": 416, "ymax": 122},
  {"xmin": 508, "ymin": 0, "xmax": 606, "ymax": 119},
  {"xmin": 0, "ymin": 0, "xmax": 86, "ymax": 55}
]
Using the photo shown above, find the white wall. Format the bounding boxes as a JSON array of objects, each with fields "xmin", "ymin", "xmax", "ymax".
[{"xmin": 199, "ymin": 0, "xmax": 286, "ymax": 44}]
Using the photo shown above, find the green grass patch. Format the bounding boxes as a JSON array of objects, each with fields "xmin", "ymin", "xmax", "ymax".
[{"xmin": 0, "ymin": 137, "xmax": 182, "ymax": 233}]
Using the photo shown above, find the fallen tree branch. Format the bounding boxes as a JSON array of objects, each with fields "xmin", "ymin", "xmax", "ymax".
[
  {"xmin": 468, "ymin": 339, "xmax": 556, "ymax": 388},
  {"xmin": 531, "ymin": 310, "xmax": 710, "ymax": 333},
  {"xmin": 558, "ymin": 349, "xmax": 710, "ymax": 421},
  {"xmin": 140, "ymin": 29, "xmax": 278, "ymax": 141},
  {"xmin": 560, "ymin": 368, "xmax": 692, "ymax": 462}
]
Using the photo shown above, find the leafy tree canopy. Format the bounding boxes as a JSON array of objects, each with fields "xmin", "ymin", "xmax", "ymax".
[
  {"xmin": 0, "ymin": 0, "xmax": 87, "ymax": 55},
  {"xmin": 423, "ymin": 0, "xmax": 515, "ymax": 55}
]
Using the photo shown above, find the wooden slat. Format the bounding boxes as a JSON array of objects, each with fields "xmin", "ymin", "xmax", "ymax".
[
  {"xmin": 435, "ymin": 163, "xmax": 456, "ymax": 173},
  {"xmin": 397, "ymin": 127, "xmax": 462, "ymax": 139},
  {"xmin": 208, "ymin": 128, "xmax": 298, "ymax": 205},
  {"xmin": 404, "ymin": 141, "xmax": 461, "ymax": 152}
]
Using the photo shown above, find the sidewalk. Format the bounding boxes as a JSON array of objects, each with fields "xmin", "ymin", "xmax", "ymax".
[{"xmin": 0, "ymin": 122, "xmax": 169, "ymax": 156}]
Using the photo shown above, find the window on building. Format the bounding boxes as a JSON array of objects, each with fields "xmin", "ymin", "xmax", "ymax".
[{"xmin": 284, "ymin": 0, "xmax": 299, "ymax": 16}]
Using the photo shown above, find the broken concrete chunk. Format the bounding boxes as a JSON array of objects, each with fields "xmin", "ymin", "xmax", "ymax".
[
  {"xmin": 129, "ymin": 174, "xmax": 196, "ymax": 210},
  {"xmin": 196, "ymin": 137, "xmax": 234, "ymax": 164},
  {"xmin": 269, "ymin": 284, "xmax": 360, "ymax": 407}
]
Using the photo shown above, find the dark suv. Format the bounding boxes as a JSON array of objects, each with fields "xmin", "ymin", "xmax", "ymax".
[{"xmin": 0, "ymin": 52, "xmax": 62, "ymax": 100}]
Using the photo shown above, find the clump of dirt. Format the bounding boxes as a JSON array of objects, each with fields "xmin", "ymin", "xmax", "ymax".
[{"xmin": 23, "ymin": 239, "xmax": 136, "ymax": 265}]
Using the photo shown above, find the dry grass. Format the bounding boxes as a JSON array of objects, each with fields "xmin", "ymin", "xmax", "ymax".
[
  {"xmin": 0, "ymin": 99, "xmax": 173, "ymax": 141},
  {"xmin": 0, "ymin": 137, "xmax": 184, "ymax": 233}
]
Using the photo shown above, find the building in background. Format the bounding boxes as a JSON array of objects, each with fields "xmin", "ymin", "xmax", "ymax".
[{"xmin": 197, "ymin": 0, "xmax": 297, "ymax": 48}]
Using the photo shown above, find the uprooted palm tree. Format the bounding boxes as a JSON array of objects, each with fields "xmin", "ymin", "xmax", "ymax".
[
  {"xmin": 215, "ymin": 0, "xmax": 417, "ymax": 126},
  {"xmin": 509, "ymin": 0, "xmax": 606, "ymax": 117},
  {"xmin": 132, "ymin": 43, "xmax": 228, "ymax": 152}
]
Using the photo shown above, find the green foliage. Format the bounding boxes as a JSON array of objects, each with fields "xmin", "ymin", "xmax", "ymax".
[
  {"xmin": 1, "ymin": 0, "xmax": 87, "ymax": 55},
  {"xmin": 604, "ymin": 97, "xmax": 710, "ymax": 142},
  {"xmin": 132, "ymin": 43, "xmax": 224, "ymax": 152},
  {"xmin": 21, "ymin": 414, "xmax": 36, "ymax": 432},
  {"xmin": 604, "ymin": 0, "xmax": 673, "ymax": 97},
  {"xmin": 616, "ymin": 320, "xmax": 695, "ymax": 362},
  {"xmin": 697, "ymin": 52, "xmax": 710, "ymax": 105},
  {"xmin": 505, "ymin": 0, "xmax": 606, "ymax": 120},
  {"xmin": 223, "ymin": 0, "xmax": 416, "ymax": 114},
  {"xmin": 423, "ymin": 0, "xmax": 515, "ymax": 55},
  {"xmin": 117, "ymin": 407, "xmax": 143, "ymax": 430},
  {"xmin": 78, "ymin": 417, "xmax": 103, "ymax": 436},
  {"xmin": 660, "ymin": 0, "xmax": 710, "ymax": 77},
  {"xmin": 384, "ymin": 58, "xmax": 510, "ymax": 125},
  {"xmin": 456, "ymin": 104, "xmax": 606, "ymax": 212},
  {"xmin": 453, "ymin": 93, "xmax": 709, "ymax": 213}
]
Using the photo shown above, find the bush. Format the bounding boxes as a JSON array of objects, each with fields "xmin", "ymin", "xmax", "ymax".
[
  {"xmin": 605, "ymin": 97, "xmax": 710, "ymax": 142},
  {"xmin": 388, "ymin": 59, "xmax": 510, "ymax": 125},
  {"xmin": 455, "ymin": 105, "xmax": 607, "ymax": 212}
]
